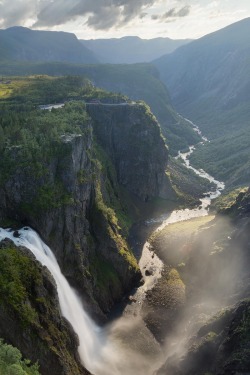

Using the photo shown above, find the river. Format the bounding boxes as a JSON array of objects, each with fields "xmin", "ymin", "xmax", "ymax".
[{"xmin": 0, "ymin": 120, "xmax": 225, "ymax": 375}]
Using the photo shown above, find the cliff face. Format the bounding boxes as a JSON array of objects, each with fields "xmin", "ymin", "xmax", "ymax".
[
  {"xmin": 87, "ymin": 103, "xmax": 173, "ymax": 201},
  {"xmin": 0, "ymin": 239, "xmax": 90, "ymax": 375},
  {"xmin": 0, "ymin": 103, "xmax": 173, "ymax": 315},
  {"xmin": 0, "ymin": 128, "xmax": 136, "ymax": 317},
  {"xmin": 0, "ymin": 127, "xmax": 101, "ymax": 312},
  {"xmin": 0, "ymin": 99, "xmax": 175, "ymax": 373}
]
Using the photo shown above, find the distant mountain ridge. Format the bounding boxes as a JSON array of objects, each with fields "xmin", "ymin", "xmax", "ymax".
[
  {"xmin": 81, "ymin": 36, "xmax": 191, "ymax": 63},
  {"xmin": 153, "ymin": 17, "xmax": 250, "ymax": 188},
  {"xmin": 0, "ymin": 26, "xmax": 99, "ymax": 64},
  {"xmin": 154, "ymin": 17, "xmax": 250, "ymax": 125}
]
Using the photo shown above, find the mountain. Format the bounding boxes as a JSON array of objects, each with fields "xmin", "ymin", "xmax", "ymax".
[
  {"xmin": 0, "ymin": 26, "xmax": 99, "ymax": 64},
  {"xmin": 0, "ymin": 61, "xmax": 200, "ymax": 155},
  {"xmin": 0, "ymin": 76, "xmax": 173, "ymax": 314},
  {"xmin": 154, "ymin": 17, "xmax": 250, "ymax": 188},
  {"xmin": 81, "ymin": 36, "xmax": 191, "ymax": 64},
  {"xmin": 0, "ymin": 76, "xmax": 176, "ymax": 373}
]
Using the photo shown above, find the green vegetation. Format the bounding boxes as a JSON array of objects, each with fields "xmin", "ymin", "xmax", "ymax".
[
  {"xmin": 229, "ymin": 305, "xmax": 250, "ymax": 366},
  {"xmin": 211, "ymin": 186, "xmax": 248, "ymax": 212},
  {"xmin": 0, "ymin": 339, "xmax": 40, "ymax": 375},
  {"xmin": 154, "ymin": 18, "xmax": 250, "ymax": 188},
  {"xmin": 89, "ymin": 255, "xmax": 120, "ymax": 297},
  {"xmin": 0, "ymin": 62, "xmax": 200, "ymax": 154},
  {"xmin": 92, "ymin": 143, "xmax": 138, "ymax": 271},
  {"xmin": 168, "ymin": 157, "xmax": 215, "ymax": 207},
  {"xmin": 0, "ymin": 76, "xmax": 95, "ymax": 215},
  {"xmin": 0, "ymin": 79, "xmax": 30, "ymax": 99},
  {"xmin": 93, "ymin": 142, "xmax": 133, "ymax": 234},
  {"xmin": 0, "ymin": 74, "xmax": 141, "ymax": 307},
  {"xmin": 189, "ymin": 127, "xmax": 250, "ymax": 188},
  {"xmin": 0, "ymin": 242, "xmax": 86, "ymax": 375},
  {"xmin": 0, "ymin": 246, "xmax": 40, "ymax": 325}
]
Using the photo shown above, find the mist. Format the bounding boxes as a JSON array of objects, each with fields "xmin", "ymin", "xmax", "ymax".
[
  {"xmin": 0, "ymin": 206, "xmax": 248, "ymax": 375},
  {"xmin": 153, "ymin": 214, "xmax": 249, "ymax": 374}
]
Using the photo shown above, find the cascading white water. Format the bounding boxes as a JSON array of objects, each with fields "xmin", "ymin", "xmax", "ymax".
[
  {"xmin": 0, "ymin": 227, "xmax": 162, "ymax": 375},
  {"xmin": 0, "ymin": 119, "xmax": 226, "ymax": 375},
  {"xmin": 0, "ymin": 227, "xmax": 106, "ymax": 374}
]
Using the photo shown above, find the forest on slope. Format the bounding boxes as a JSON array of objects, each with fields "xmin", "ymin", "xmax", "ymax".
[{"xmin": 154, "ymin": 17, "xmax": 250, "ymax": 189}]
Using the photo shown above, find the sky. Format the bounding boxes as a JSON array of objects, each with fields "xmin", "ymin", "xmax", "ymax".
[{"xmin": 0, "ymin": 0, "xmax": 249, "ymax": 40}]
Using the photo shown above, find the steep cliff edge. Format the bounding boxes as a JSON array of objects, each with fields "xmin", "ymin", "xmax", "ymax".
[
  {"xmin": 0, "ymin": 77, "xmax": 178, "ymax": 373},
  {"xmin": 0, "ymin": 102, "xmax": 140, "ymax": 316},
  {"xmin": 0, "ymin": 239, "xmax": 89, "ymax": 375},
  {"xmin": 0, "ymin": 78, "xmax": 174, "ymax": 316},
  {"xmin": 87, "ymin": 102, "xmax": 174, "ymax": 202}
]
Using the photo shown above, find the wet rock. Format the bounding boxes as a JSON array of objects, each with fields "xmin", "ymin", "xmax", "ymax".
[
  {"xmin": 145, "ymin": 268, "xmax": 153, "ymax": 276},
  {"xmin": 13, "ymin": 230, "xmax": 20, "ymax": 238}
]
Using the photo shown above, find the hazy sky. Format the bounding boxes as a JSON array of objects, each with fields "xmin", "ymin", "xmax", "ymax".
[{"xmin": 0, "ymin": 0, "xmax": 249, "ymax": 39}]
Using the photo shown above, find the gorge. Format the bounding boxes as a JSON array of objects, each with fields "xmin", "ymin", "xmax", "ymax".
[
  {"xmin": 0, "ymin": 111, "xmax": 234, "ymax": 375},
  {"xmin": 0, "ymin": 18, "xmax": 249, "ymax": 375}
]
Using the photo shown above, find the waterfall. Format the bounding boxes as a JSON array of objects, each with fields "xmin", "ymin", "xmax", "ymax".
[
  {"xmin": 0, "ymin": 120, "xmax": 226, "ymax": 375},
  {"xmin": 0, "ymin": 227, "xmax": 105, "ymax": 374},
  {"xmin": 0, "ymin": 226, "xmax": 164, "ymax": 375}
]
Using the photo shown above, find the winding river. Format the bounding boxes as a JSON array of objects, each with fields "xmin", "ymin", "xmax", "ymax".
[{"xmin": 0, "ymin": 120, "xmax": 225, "ymax": 375}]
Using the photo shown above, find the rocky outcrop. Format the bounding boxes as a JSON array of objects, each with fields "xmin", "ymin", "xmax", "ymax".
[
  {"xmin": 0, "ymin": 100, "xmax": 177, "ymax": 375},
  {"xmin": 0, "ymin": 239, "xmax": 90, "ymax": 375},
  {"xmin": 0, "ymin": 128, "xmax": 102, "ymax": 315},
  {"xmin": 0, "ymin": 103, "xmax": 173, "ymax": 317},
  {"xmin": 87, "ymin": 103, "xmax": 175, "ymax": 201}
]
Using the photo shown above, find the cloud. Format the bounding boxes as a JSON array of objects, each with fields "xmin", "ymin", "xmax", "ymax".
[
  {"xmin": 162, "ymin": 5, "xmax": 191, "ymax": 19},
  {"xmin": 0, "ymin": 0, "xmax": 191, "ymax": 31},
  {"xmin": 151, "ymin": 5, "xmax": 191, "ymax": 23},
  {"xmin": 139, "ymin": 12, "xmax": 148, "ymax": 19},
  {"xmin": 0, "ymin": 0, "xmax": 157, "ymax": 30},
  {"xmin": 151, "ymin": 5, "xmax": 191, "ymax": 22},
  {"xmin": 151, "ymin": 14, "xmax": 159, "ymax": 20},
  {"xmin": 0, "ymin": 0, "xmax": 37, "ymax": 27}
]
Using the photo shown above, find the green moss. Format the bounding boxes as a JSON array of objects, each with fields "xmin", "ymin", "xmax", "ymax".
[
  {"xmin": 77, "ymin": 170, "xmax": 94, "ymax": 184},
  {"xmin": 93, "ymin": 142, "xmax": 133, "ymax": 234},
  {"xmin": 94, "ymin": 177, "xmax": 138, "ymax": 272},
  {"xmin": 90, "ymin": 142, "xmax": 139, "ymax": 274},
  {"xmin": 89, "ymin": 255, "xmax": 120, "ymax": 293}
]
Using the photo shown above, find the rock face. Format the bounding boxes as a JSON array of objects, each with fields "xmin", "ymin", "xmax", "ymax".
[
  {"xmin": 0, "ymin": 103, "xmax": 172, "ymax": 316},
  {"xmin": 87, "ymin": 103, "xmax": 173, "ymax": 201},
  {"xmin": 0, "ymin": 239, "xmax": 90, "ymax": 375},
  {"xmin": 0, "ymin": 101, "xmax": 175, "ymax": 374},
  {"xmin": 0, "ymin": 127, "xmax": 102, "ymax": 314}
]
